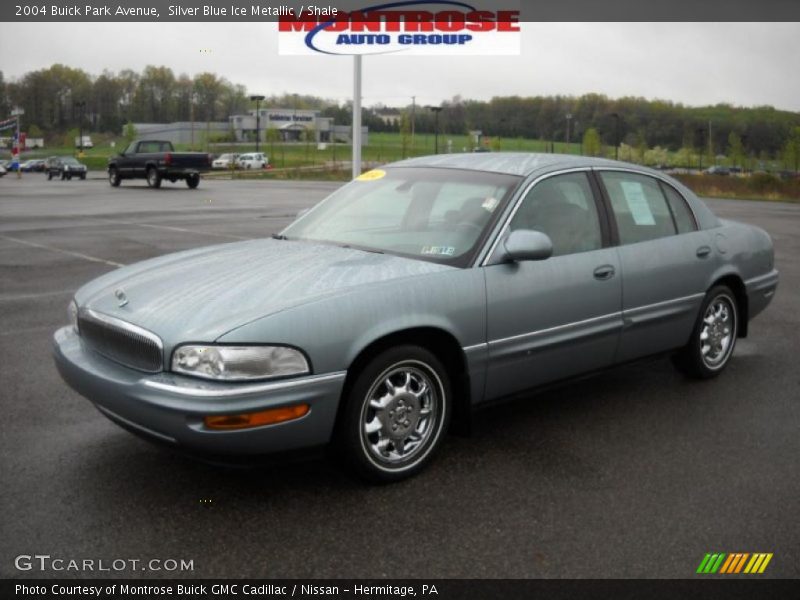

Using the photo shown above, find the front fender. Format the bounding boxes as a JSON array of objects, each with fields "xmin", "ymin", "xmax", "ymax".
[{"xmin": 216, "ymin": 268, "xmax": 487, "ymax": 375}]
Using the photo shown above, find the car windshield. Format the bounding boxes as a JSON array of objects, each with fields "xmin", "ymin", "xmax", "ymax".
[
  {"xmin": 62, "ymin": 158, "xmax": 80, "ymax": 165},
  {"xmin": 281, "ymin": 167, "xmax": 521, "ymax": 267}
]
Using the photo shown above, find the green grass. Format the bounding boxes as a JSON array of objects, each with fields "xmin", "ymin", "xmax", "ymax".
[{"xmin": 11, "ymin": 133, "xmax": 798, "ymax": 201}]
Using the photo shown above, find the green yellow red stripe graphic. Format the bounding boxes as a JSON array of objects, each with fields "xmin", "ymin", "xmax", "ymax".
[{"xmin": 696, "ymin": 552, "xmax": 773, "ymax": 574}]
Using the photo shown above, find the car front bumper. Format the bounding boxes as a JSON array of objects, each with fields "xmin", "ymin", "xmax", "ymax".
[{"xmin": 53, "ymin": 327, "xmax": 346, "ymax": 456}]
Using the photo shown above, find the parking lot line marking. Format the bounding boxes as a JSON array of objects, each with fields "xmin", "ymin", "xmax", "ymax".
[
  {"xmin": 92, "ymin": 217, "xmax": 251, "ymax": 240},
  {"xmin": 0, "ymin": 234, "xmax": 125, "ymax": 267},
  {"xmin": 0, "ymin": 289, "xmax": 75, "ymax": 302}
]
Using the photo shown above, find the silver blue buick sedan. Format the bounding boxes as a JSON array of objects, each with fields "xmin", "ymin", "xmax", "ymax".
[{"xmin": 53, "ymin": 153, "xmax": 778, "ymax": 481}]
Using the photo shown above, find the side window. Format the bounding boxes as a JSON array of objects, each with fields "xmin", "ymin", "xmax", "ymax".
[
  {"xmin": 660, "ymin": 183, "xmax": 697, "ymax": 234},
  {"xmin": 599, "ymin": 172, "xmax": 677, "ymax": 244},
  {"xmin": 509, "ymin": 172, "xmax": 602, "ymax": 257}
]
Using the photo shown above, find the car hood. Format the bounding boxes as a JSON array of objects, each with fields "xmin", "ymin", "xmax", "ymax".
[{"xmin": 75, "ymin": 238, "xmax": 453, "ymax": 344}]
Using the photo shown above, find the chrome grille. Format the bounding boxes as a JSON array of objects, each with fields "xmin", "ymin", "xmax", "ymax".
[{"xmin": 78, "ymin": 309, "xmax": 163, "ymax": 373}]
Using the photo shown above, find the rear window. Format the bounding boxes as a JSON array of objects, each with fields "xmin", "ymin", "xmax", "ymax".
[{"xmin": 599, "ymin": 171, "xmax": 677, "ymax": 244}]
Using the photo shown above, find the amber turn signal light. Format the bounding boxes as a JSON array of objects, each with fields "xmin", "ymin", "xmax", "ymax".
[{"xmin": 204, "ymin": 404, "xmax": 310, "ymax": 430}]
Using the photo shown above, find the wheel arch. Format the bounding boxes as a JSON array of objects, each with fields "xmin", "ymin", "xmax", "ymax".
[
  {"xmin": 335, "ymin": 326, "xmax": 472, "ymax": 438},
  {"xmin": 709, "ymin": 273, "xmax": 748, "ymax": 338}
]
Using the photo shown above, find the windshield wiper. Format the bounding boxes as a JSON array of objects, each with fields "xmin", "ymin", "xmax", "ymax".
[{"xmin": 339, "ymin": 243, "xmax": 384, "ymax": 254}]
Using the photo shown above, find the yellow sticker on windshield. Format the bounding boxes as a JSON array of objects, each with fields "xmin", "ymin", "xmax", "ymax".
[{"xmin": 356, "ymin": 169, "xmax": 386, "ymax": 182}]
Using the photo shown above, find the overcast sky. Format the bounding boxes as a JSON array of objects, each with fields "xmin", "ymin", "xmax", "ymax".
[{"xmin": 1, "ymin": 22, "xmax": 798, "ymax": 111}]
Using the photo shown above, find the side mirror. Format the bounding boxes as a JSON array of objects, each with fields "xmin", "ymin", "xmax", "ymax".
[{"xmin": 502, "ymin": 229, "xmax": 553, "ymax": 262}]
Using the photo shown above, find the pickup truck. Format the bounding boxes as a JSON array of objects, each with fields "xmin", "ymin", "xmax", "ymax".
[{"xmin": 108, "ymin": 140, "xmax": 212, "ymax": 189}]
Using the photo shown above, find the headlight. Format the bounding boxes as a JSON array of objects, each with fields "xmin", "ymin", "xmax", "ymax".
[
  {"xmin": 171, "ymin": 345, "xmax": 310, "ymax": 381},
  {"xmin": 68, "ymin": 300, "xmax": 79, "ymax": 332}
]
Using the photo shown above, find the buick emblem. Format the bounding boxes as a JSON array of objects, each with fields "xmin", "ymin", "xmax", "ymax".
[{"xmin": 114, "ymin": 288, "xmax": 129, "ymax": 307}]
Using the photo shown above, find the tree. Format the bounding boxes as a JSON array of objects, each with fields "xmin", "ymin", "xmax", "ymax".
[
  {"xmin": 783, "ymin": 126, "xmax": 800, "ymax": 173},
  {"xmin": 400, "ymin": 112, "xmax": 411, "ymax": 158},
  {"xmin": 582, "ymin": 127, "xmax": 602, "ymax": 156},
  {"xmin": 0, "ymin": 71, "xmax": 9, "ymax": 117},
  {"xmin": 124, "ymin": 121, "xmax": 136, "ymax": 143}
]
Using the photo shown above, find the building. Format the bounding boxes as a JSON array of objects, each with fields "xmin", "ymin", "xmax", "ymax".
[
  {"xmin": 230, "ymin": 108, "xmax": 368, "ymax": 145},
  {"xmin": 129, "ymin": 122, "xmax": 231, "ymax": 145},
  {"xmin": 127, "ymin": 109, "xmax": 369, "ymax": 146}
]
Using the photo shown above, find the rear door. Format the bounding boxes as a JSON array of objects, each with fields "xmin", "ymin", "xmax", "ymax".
[
  {"xmin": 483, "ymin": 171, "xmax": 623, "ymax": 401},
  {"xmin": 595, "ymin": 170, "xmax": 712, "ymax": 362}
]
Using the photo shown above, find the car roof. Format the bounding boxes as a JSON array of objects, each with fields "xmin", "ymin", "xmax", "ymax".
[
  {"xmin": 390, "ymin": 152, "xmax": 722, "ymax": 230},
  {"xmin": 391, "ymin": 152, "xmax": 661, "ymax": 178}
]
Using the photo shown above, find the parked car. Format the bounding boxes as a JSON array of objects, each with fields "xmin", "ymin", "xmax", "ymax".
[
  {"xmin": 236, "ymin": 152, "xmax": 268, "ymax": 169},
  {"xmin": 705, "ymin": 166, "xmax": 730, "ymax": 176},
  {"xmin": 211, "ymin": 153, "xmax": 240, "ymax": 169},
  {"xmin": 0, "ymin": 164, "xmax": 6, "ymax": 177},
  {"xmin": 107, "ymin": 140, "xmax": 212, "ymax": 189},
  {"xmin": 20, "ymin": 159, "xmax": 46, "ymax": 172},
  {"xmin": 47, "ymin": 156, "xmax": 88, "ymax": 180},
  {"xmin": 53, "ymin": 153, "xmax": 778, "ymax": 482}
]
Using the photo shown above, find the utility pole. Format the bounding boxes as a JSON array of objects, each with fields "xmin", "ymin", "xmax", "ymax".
[
  {"xmin": 190, "ymin": 82, "xmax": 195, "ymax": 150},
  {"xmin": 411, "ymin": 96, "xmax": 416, "ymax": 154},
  {"xmin": 565, "ymin": 113, "xmax": 572, "ymax": 152},
  {"xmin": 250, "ymin": 94, "xmax": 265, "ymax": 153},
  {"xmin": 428, "ymin": 106, "xmax": 443, "ymax": 154},
  {"xmin": 696, "ymin": 128, "xmax": 706, "ymax": 171},
  {"xmin": 75, "ymin": 101, "xmax": 86, "ymax": 157},
  {"xmin": 611, "ymin": 113, "xmax": 620, "ymax": 161},
  {"xmin": 708, "ymin": 119, "xmax": 713, "ymax": 162}
]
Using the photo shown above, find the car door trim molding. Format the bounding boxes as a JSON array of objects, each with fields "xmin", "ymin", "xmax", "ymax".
[
  {"xmin": 622, "ymin": 292, "xmax": 706, "ymax": 328},
  {"xmin": 478, "ymin": 167, "xmax": 593, "ymax": 267},
  {"xmin": 487, "ymin": 310, "xmax": 623, "ymax": 349}
]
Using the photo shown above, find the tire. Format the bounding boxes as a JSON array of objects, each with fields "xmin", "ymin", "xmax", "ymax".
[
  {"xmin": 61, "ymin": 172, "xmax": 66, "ymax": 180},
  {"xmin": 146, "ymin": 167, "xmax": 162, "ymax": 188},
  {"xmin": 673, "ymin": 285, "xmax": 739, "ymax": 379},
  {"xmin": 338, "ymin": 345, "xmax": 451, "ymax": 483},
  {"xmin": 80, "ymin": 173, "xmax": 86, "ymax": 180},
  {"xmin": 47, "ymin": 172, "xmax": 52, "ymax": 180},
  {"xmin": 66, "ymin": 174, "xmax": 72, "ymax": 181},
  {"xmin": 108, "ymin": 168, "xmax": 121, "ymax": 187},
  {"xmin": 186, "ymin": 173, "xmax": 200, "ymax": 189}
]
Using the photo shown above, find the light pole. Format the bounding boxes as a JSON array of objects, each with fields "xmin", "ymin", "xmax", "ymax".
[
  {"xmin": 249, "ymin": 95, "xmax": 265, "ymax": 153},
  {"xmin": 293, "ymin": 93, "xmax": 300, "ymax": 143},
  {"xmin": 565, "ymin": 113, "xmax": 572, "ymax": 152},
  {"xmin": 427, "ymin": 106, "xmax": 443, "ymax": 154},
  {"xmin": 75, "ymin": 101, "xmax": 86, "ymax": 156},
  {"xmin": 411, "ymin": 95, "xmax": 416, "ymax": 153},
  {"xmin": 611, "ymin": 113, "xmax": 620, "ymax": 160},
  {"xmin": 696, "ymin": 127, "xmax": 705, "ymax": 171}
]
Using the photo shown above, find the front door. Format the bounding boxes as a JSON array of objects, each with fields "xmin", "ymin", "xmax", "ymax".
[{"xmin": 484, "ymin": 171, "xmax": 623, "ymax": 402}]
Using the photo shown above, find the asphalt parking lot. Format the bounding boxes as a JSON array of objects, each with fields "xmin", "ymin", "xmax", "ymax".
[{"xmin": 1, "ymin": 175, "xmax": 798, "ymax": 579}]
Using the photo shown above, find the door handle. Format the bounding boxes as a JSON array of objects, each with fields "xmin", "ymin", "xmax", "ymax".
[
  {"xmin": 696, "ymin": 245, "xmax": 712, "ymax": 258},
  {"xmin": 593, "ymin": 265, "xmax": 616, "ymax": 280}
]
